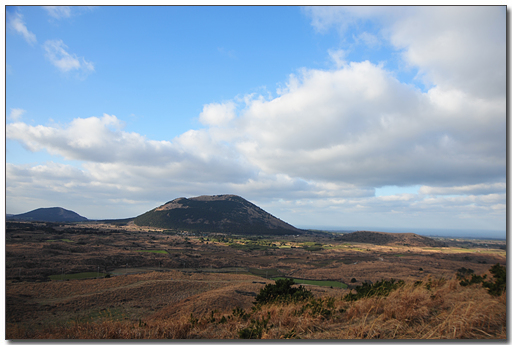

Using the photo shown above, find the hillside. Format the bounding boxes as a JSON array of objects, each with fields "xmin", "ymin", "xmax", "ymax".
[
  {"xmin": 7, "ymin": 207, "xmax": 88, "ymax": 223},
  {"xmin": 133, "ymin": 194, "xmax": 301, "ymax": 235},
  {"xmin": 340, "ymin": 231, "xmax": 445, "ymax": 247}
]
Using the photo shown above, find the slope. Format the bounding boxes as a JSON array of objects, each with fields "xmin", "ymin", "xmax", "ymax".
[{"xmin": 133, "ymin": 194, "xmax": 301, "ymax": 235}]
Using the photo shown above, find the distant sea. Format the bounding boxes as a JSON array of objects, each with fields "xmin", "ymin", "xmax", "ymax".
[{"xmin": 301, "ymin": 226, "xmax": 506, "ymax": 240}]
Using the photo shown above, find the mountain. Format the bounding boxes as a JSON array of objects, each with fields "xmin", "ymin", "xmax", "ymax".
[
  {"xmin": 133, "ymin": 194, "xmax": 301, "ymax": 235},
  {"xmin": 340, "ymin": 231, "xmax": 445, "ymax": 247},
  {"xmin": 8, "ymin": 207, "xmax": 88, "ymax": 223}
]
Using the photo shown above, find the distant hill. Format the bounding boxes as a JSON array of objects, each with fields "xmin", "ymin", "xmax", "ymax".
[
  {"xmin": 340, "ymin": 231, "xmax": 445, "ymax": 247},
  {"xmin": 7, "ymin": 207, "xmax": 88, "ymax": 223},
  {"xmin": 133, "ymin": 194, "xmax": 301, "ymax": 235}
]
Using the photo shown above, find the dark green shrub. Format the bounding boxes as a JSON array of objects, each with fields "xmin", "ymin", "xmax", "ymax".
[
  {"xmin": 483, "ymin": 263, "xmax": 506, "ymax": 296},
  {"xmin": 344, "ymin": 278, "xmax": 404, "ymax": 301},
  {"xmin": 457, "ymin": 264, "xmax": 506, "ymax": 296},
  {"xmin": 459, "ymin": 273, "xmax": 486, "ymax": 287},
  {"xmin": 255, "ymin": 278, "xmax": 312, "ymax": 305},
  {"xmin": 456, "ymin": 267, "xmax": 474, "ymax": 279}
]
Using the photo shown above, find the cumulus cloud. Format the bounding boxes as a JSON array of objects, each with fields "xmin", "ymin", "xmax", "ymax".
[
  {"xmin": 43, "ymin": 39, "xmax": 95, "ymax": 75},
  {"xmin": 7, "ymin": 11, "xmax": 36, "ymax": 45},
  {"xmin": 388, "ymin": 6, "xmax": 505, "ymax": 99},
  {"xmin": 199, "ymin": 102, "xmax": 236, "ymax": 126},
  {"xmin": 229, "ymin": 60, "xmax": 504, "ymax": 188}
]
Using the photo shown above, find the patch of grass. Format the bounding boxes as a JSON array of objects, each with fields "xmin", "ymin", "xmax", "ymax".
[
  {"xmin": 247, "ymin": 267, "xmax": 281, "ymax": 278},
  {"xmin": 48, "ymin": 272, "xmax": 107, "ymax": 280},
  {"xmin": 60, "ymin": 239, "xmax": 75, "ymax": 243},
  {"xmin": 272, "ymin": 277, "xmax": 347, "ymax": 289},
  {"xmin": 135, "ymin": 249, "xmax": 168, "ymax": 254},
  {"xmin": 84, "ymin": 308, "xmax": 125, "ymax": 323}
]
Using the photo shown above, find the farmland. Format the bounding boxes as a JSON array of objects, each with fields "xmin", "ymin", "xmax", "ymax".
[{"xmin": 5, "ymin": 221, "xmax": 506, "ymax": 339}]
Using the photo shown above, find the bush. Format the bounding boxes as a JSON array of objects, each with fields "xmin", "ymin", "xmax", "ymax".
[
  {"xmin": 483, "ymin": 263, "xmax": 506, "ymax": 296},
  {"xmin": 457, "ymin": 264, "xmax": 506, "ymax": 296},
  {"xmin": 255, "ymin": 278, "xmax": 313, "ymax": 305},
  {"xmin": 344, "ymin": 278, "xmax": 404, "ymax": 301}
]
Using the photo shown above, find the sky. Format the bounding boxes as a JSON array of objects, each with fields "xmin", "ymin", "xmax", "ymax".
[{"xmin": 5, "ymin": 5, "xmax": 507, "ymax": 238}]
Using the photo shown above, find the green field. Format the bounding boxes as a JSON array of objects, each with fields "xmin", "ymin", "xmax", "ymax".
[
  {"xmin": 272, "ymin": 277, "xmax": 348, "ymax": 289},
  {"xmin": 49, "ymin": 272, "xmax": 107, "ymax": 280},
  {"xmin": 135, "ymin": 249, "xmax": 168, "ymax": 254}
]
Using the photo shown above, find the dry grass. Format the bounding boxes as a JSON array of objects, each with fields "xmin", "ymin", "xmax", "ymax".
[
  {"xmin": 7, "ymin": 276, "xmax": 506, "ymax": 340},
  {"xmin": 6, "ymin": 223, "xmax": 506, "ymax": 339}
]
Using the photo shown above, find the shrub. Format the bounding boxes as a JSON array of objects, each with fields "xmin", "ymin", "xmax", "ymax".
[
  {"xmin": 457, "ymin": 264, "xmax": 506, "ymax": 296},
  {"xmin": 483, "ymin": 263, "xmax": 506, "ymax": 296},
  {"xmin": 344, "ymin": 278, "xmax": 404, "ymax": 301},
  {"xmin": 255, "ymin": 278, "xmax": 313, "ymax": 305},
  {"xmin": 459, "ymin": 274, "xmax": 486, "ymax": 287},
  {"xmin": 456, "ymin": 267, "xmax": 474, "ymax": 279}
]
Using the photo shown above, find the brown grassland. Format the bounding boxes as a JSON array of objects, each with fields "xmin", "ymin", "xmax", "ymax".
[{"xmin": 5, "ymin": 221, "xmax": 506, "ymax": 339}]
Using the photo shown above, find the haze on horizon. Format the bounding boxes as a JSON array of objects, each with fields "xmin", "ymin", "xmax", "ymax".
[{"xmin": 5, "ymin": 6, "xmax": 506, "ymax": 237}]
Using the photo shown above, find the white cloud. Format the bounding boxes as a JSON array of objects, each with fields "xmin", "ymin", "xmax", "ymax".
[
  {"xmin": 43, "ymin": 39, "xmax": 95, "ymax": 76},
  {"xmin": 199, "ymin": 102, "xmax": 236, "ymax": 127},
  {"xmin": 42, "ymin": 6, "xmax": 96, "ymax": 19},
  {"xmin": 43, "ymin": 6, "xmax": 72, "ymax": 19},
  {"xmin": 9, "ymin": 108, "xmax": 26, "ymax": 121},
  {"xmin": 7, "ymin": 11, "xmax": 36, "ymax": 45},
  {"xmin": 354, "ymin": 32, "xmax": 380, "ymax": 48},
  {"xmin": 328, "ymin": 49, "xmax": 347, "ymax": 69},
  {"xmin": 388, "ymin": 6, "xmax": 505, "ymax": 99},
  {"xmin": 419, "ymin": 183, "xmax": 506, "ymax": 196}
]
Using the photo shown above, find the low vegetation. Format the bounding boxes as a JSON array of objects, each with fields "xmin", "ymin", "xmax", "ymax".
[
  {"xmin": 7, "ymin": 269, "xmax": 506, "ymax": 339},
  {"xmin": 5, "ymin": 220, "xmax": 506, "ymax": 339}
]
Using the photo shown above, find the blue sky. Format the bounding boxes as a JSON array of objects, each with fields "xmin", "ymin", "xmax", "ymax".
[{"xmin": 5, "ymin": 6, "xmax": 506, "ymax": 237}]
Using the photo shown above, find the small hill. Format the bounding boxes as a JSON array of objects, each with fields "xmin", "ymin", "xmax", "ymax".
[
  {"xmin": 133, "ymin": 194, "xmax": 301, "ymax": 235},
  {"xmin": 8, "ymin": 207, "xmax": 88, "ymax": 223},
  {"xmin": 340, "ymin": 231, "xmax": 445, "ymax": 247}
]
